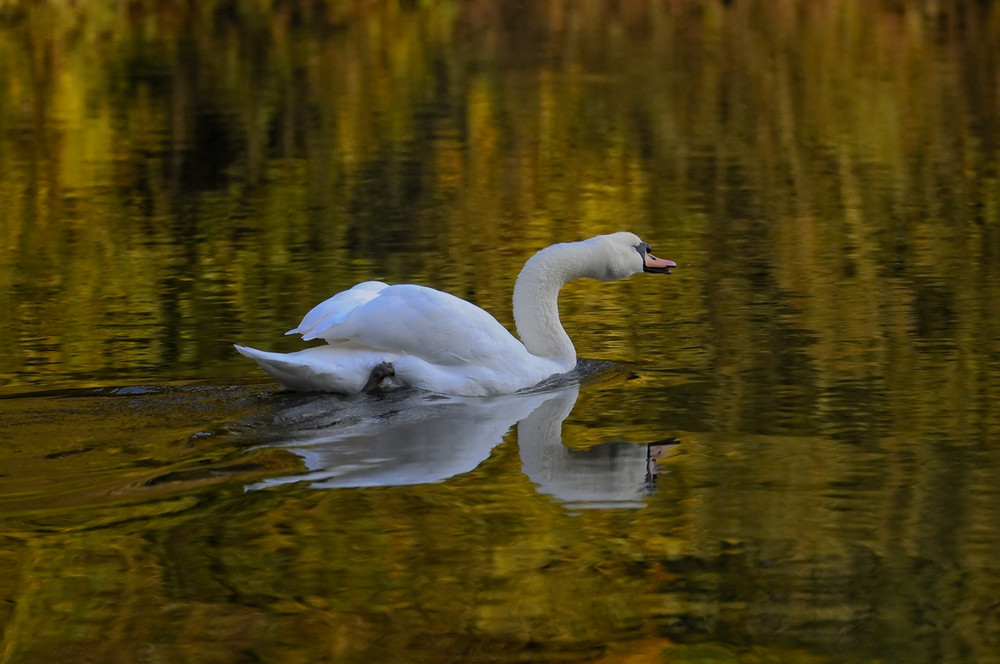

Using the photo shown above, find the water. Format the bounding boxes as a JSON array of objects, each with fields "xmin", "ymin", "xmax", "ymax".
[{"xmin": 2, "ymin": 1, "xmax": 1000, "ymax": 662}]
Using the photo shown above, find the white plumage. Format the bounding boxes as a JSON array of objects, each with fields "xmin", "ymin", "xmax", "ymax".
[{"xmin": 235, "ymin": 231, "xmax": 674, "ymax": 396}]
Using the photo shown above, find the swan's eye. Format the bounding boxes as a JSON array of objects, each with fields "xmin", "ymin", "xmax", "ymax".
[{"xmin": 634, "ymin": 242, "xmax": 651, "ymax": 257}]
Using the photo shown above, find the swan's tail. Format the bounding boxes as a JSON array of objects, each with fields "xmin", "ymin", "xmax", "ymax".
[
  {"xmin": 235, "ymin": 345, "xmax": 322, "ymax": 391},
  {"xmin": 235, "ymin": 344, "xmax": 371, "ymax": 393}
]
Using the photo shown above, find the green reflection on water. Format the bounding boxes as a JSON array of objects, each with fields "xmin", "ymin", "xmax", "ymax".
[{"xmin": 1, "ymin": 0, "xmax": 999, "ymax": 662}]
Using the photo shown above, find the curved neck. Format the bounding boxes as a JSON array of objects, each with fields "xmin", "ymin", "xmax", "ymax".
[{"xmin": 512, "ymin": 242, "xmax": 590, "ymax": 370}]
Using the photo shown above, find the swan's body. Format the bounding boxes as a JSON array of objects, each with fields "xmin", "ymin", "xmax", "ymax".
[{"xmin": 236, "ymin": 232, "xmax": 674, "ymax": 396}]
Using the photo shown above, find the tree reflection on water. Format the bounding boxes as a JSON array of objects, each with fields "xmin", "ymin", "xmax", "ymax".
[{"xmin": 0, "ymin": 1, "xmax": 999, "ymax": 662}]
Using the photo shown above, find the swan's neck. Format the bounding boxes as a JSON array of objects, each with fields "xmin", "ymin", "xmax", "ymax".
[{"xmin": 512, "ymin": 241, "xmax": 591, "ymax": 371}]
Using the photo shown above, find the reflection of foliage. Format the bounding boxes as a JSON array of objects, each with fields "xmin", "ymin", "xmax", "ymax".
[
  {"xmin": 0, "ymin": 0, "xmax": 996, "ymax": 431},
  {"xmin": 1, "ymin": 0, "xmax": 997, "ymax": 387},
  {"xmin": 0, "ymin": 443, "xmax": 869, "ymax": 663},
  {"xmin": 1, "ymin": 421, "xmax": 993, "ymax": 662},
  {"xmin": 0, "ymin": 3, "xmax": 999, "ymax": 656}
]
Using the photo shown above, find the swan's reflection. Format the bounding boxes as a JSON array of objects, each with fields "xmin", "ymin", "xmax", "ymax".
[
  {"xmin": 515, "ymin": 388, "xmax": 676, "ymax": 509},
  {"xmin": 244, "ymin": 381, "xmax": 676, "ymax": 508},
  {"xmin": 245, "ymin": 388, "xmax": 549, "ymax": 490}
]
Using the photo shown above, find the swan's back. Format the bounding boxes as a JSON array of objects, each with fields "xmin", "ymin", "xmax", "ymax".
[
  {"xmin": 289, "ymin": 280, "xmax": 388, "ymax": 340},
  {"xmin": 297, "ymin": 282, "xmax": 529, "ymax": 366}
]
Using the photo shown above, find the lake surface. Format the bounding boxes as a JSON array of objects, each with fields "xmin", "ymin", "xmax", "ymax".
[{"xmin": 2, "ymin": 1, "xmax": 1000, "ymax": 662}]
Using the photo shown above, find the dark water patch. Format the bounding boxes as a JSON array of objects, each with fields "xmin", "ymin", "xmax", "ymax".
[
  {"xmin": 0, "ymin": 378, "xmax": 276, "ymax": 401},
  {"xmin": 42, "ymin": 446, "xmax": 95, "ymax": 460}
]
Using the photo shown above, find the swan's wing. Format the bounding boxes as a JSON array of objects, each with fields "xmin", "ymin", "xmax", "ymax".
[
  {"xmin": 309, "ymin": 284, "xmax": 528, "ymax": 366},
  {"xmin": 287, "ymin": 281, "xmax": 389, "ymax": 340}
]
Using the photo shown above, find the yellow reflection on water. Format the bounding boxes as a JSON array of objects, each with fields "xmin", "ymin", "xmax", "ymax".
[
  {"xmin": 0, "ymin": 1, "xmax": 999, "ymax": 662},
  {"xmin": 2, "ymin": 0, "xmax": 997, "ymax": 387}
]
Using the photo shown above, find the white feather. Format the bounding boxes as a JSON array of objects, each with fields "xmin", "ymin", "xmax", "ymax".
[{"xmin": 236, "ymin": 232, "xmax": 670, "ymax": 396}]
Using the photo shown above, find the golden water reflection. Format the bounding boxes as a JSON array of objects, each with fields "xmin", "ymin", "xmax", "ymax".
[{"xmin": 1, "ymin": 1, "xmax": 999, "ymax": 662}]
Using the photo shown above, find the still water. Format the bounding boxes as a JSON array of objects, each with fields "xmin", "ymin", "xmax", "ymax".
[{"xmin": 2, "ymin": 1, "xmax": 1000, "ymax": 662}]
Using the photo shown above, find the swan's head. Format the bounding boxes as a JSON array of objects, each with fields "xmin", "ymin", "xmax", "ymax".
[{"xmin": 583, "ymin": 232, "xmax": 676, "ymax": 281}]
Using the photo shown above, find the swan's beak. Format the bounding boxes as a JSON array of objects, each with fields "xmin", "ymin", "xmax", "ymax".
[{"xmin": 643, "ymin": 252, "xmax": 676, "ymax": 274}]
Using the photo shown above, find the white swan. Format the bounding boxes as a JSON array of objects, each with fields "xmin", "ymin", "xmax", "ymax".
[{"xmin": 235, "ymin": 231, "xmax": 675, "ymax": 396}]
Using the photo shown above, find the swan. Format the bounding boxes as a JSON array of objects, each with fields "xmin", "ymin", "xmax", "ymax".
[{"xmin": 235, "ymin": 231, "xmax": 675, "ymax": 396}]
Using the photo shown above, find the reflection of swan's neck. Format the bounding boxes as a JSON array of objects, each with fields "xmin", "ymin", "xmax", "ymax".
[{"xmin": 512, "ymin": 242, "xmax": 591, "ymax": 370}]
